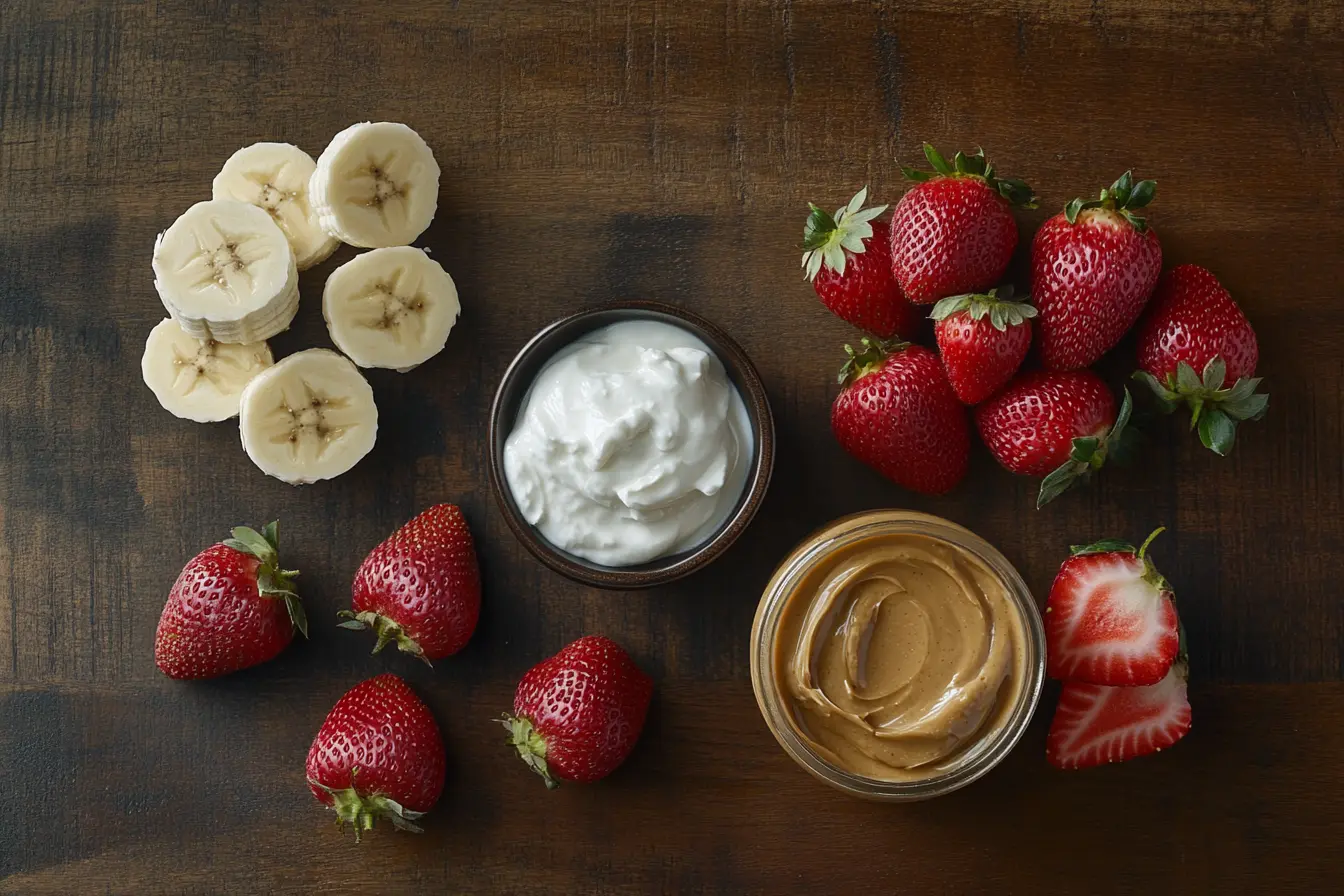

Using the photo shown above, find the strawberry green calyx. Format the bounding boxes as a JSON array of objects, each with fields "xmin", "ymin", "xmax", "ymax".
[
  {"xmin": 1072, "ymin": 528, "xmax": 1171, "ymax": 589},
  {"xmin": 929, "ymin": 284, "xmax": 1037, "ymax": 332},
  {"xmin": 1064, "ymin": 170, "xmax": 1157, "ymax": 232},
  {"xmin": 1037, "ymin": 388, "xmax": 1135, "ymax": 509},
  {"xmin": 337, "ymin": 611, "xmax": 431, "ymax": 667},
  {"xmin": 308, "ymin": 776, "xmax": 426, "ymax": 843},
  {"xmin": 837, "ymin": 336, "xmax": 908, "ymax": 386},
  {"xmin": 801, "ymin": 186, "xmax": 888, "ymax": 281},
  {"xmin": 499, "ymin": 714, "xmax": 558, "ymax": 790},
  {"xmin": 1133, "ymin": 356, "xmax": 1268, "ymax": 457},
  {"xmin": 221, "ymin": 521, "xmax": 307, "ymax": 638},
  {"xmin": 900, "ymin": 143, "xmax": 1037, "ymax": 208}
]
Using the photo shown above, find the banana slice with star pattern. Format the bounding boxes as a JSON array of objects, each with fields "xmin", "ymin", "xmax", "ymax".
[
  {"xmin": 322, "ymin": 246, "xmax": 460, "ymax": 372},
  {"xmin": 238, "ymin": 349, "xmax": 378, "ymax": 484},
  {"xmin": 141, "ymin": 318, "xmax": 274, "ymax": 422},
  {"xmin": 212, "ymin": 142, "xmax": 339, "ymax": 271},
  {"xmin": 308, "ymin": 122, "xmax": 440, "ymax": 248},
  {"xmin": 152, "ymin": 199, "xmax": 300, "ymax": 344}
]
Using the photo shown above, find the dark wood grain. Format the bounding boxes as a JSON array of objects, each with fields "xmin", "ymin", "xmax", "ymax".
[{"xmin": 1, "ymin": 1, "xmax": 1341, "ymax": 892}]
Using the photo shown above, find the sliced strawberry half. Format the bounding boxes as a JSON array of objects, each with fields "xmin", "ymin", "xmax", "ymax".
[
  {"xmin": 1045, "ymin": 528, "xmax": 1179, "ymax": 686},
  {"xmin": 1047, "ymin": 660, "xmax": 1191, "ymax": 769}
]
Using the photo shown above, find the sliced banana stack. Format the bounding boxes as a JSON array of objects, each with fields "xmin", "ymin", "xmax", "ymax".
[
  {"xmin": 212, "ymin": 142, "xmax": 340, "ymax": 271},
  {"xmin": 323, "ymin": 247, "xmax": 460, "ymax": 372},
  {"xmin": 238, "ymin": 348, "xmax": 378, "ymax": 484},
  {"xmin": 153, "ymin": 199, "xmax": 300, "ymax": 344},
  {"xmin": 141, "ymin": 319, "xmax": 273, "ymax": 422},
  {"xmin": 308, "ymin": 122, "xmax": 440, "ymax": 248}
]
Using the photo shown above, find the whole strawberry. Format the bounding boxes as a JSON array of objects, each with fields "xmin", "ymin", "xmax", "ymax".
[
  {"xmin": 338, "ymin": 504, "xmax": 481, "ymax": 664},
  {"xmin": 801, "ymin": 187, "xmax": 919, "ymax": 338},
  {"xmin": 501, "ymin": 635, "xmax": 653, "ymax": 789},
  {"xmin": 306, "ymin": 674, "xmax": 445, "ymax": 841},
  {"xmin": 1134, "ymin": 264, "xmax": 1267, "ymax": 455},
  {"xmin": 890, "ymin": 144, "xmax": 1036, "ymax": 304},
  {"xmin": 1033, "ymin": 171, "xmax": 1162, "ymax": 370},
  {"xmin": 975, "ymin": 370, "xmax": 1132, "ymax": 507},
  {"xmin": 831, "ymin": 338, "xmax": 969, "ymax": 495},
  {"xmin": 154, "ymin": 521, "xmax": 306, "ymax": 680},
  {"xmin": 1044, "ymin": 528, "xmax": 1179, "ymax": 686},
  {"xmin": 930, "ymin": 285, "xmax": 1037, "ymax": 405}
]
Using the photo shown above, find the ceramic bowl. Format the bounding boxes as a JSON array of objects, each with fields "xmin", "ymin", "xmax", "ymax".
[{"xmin": 487, "ymin": 301, "xmax": 775, "ymax": 589}]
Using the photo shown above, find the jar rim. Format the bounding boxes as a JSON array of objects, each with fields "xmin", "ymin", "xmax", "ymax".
[{"xmin": 749, "ymin": 509, "xmax": 1046, "ymax": 800}]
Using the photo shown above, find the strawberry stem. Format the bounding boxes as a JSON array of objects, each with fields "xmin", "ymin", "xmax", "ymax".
[
  {"xmin": 1137, "ymin": 527, "xmax": 1166, "ymax": 560},
  {"xmin": 837, "ymin": 336, "xmax": 907, "ymax": 386},
  {"xmin": 900, "ymin": 143, "xmax": 1037, "ymax": 208},
  {"xmin": 1132, "ymin": 357, "xmax": 1268, "ymax": 457},
  {"xmin": 800, "ymin": 187, "xmax": 887, "ymax": 281},
  {"xmin": 928, "ymin": 286, "xmax": 1037, "ymax": 332},
  {"xmin": 337, "ymin": 610, "xmax": 431, "ymax": 667},
  {"xmin": 221, "ymin": 521, "xmax": 307, "ymax": 638},
  {"xmin": 499, "ymin": 714, "xmax": 558, "ymax": 790},
  {"xmin": 1064, "ymin": 170, "xmax": 1157, "ymax": 231},
  {"xmin": 309, "ymin": 775, "xmax": 426, "ymax": 843},
  {"xmin": 1036, "ymin": 388, "xmax": 1135, "ymax": 508}
]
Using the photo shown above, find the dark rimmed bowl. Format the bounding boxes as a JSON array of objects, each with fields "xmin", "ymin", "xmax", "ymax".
[{"xmin": 487, "ymin": 301, "xmax": 775, "ymax": 589}]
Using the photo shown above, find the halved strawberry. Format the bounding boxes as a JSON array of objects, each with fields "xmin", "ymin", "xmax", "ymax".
[
  {"xmin": 1047, "ymin": 660, "xmax": 1191, "ymax": 769},
  {"xmin": 1045, "ymin": 528, "xmax": 1178, "ymax": 686}
]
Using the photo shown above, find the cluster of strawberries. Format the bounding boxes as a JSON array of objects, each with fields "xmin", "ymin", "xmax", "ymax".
[
  {"xmin": 154, "ymin": 507, "xmax": 653, "ymax": 840},
  {"xmin": 804, "ymin": 146, "xmax": 1256, "ymax": 767},
  {"xmin": 806, "ymin": 144, "xmax": 1268, "ymax": 508}
]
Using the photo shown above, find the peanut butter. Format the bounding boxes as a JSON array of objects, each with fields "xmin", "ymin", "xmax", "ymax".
[{"xmin": 772, "ymin": 527, "xmax": 1028, "ymax": 782}]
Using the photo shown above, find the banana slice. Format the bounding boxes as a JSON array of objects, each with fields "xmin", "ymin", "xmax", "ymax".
[
  {"xmin": 238, "ymin": 349, "xmax": 378, "ymax": 484},
  {"xmin": 153, "ymin": 199, "xmax": 300, "ymax": 343},
  {"xmin": 308, "ymin": 122, "xmax": 440, "ymax": 248},
  {"xmin": 212, "ymin": 142, "xmax": 340, "ymax": 271},
  {"xmin": 141, "ymin": 319, "xmax": 273, "ymax": 422},
  {"xmin": 322, "ymin": 247, "xmax": 460, "ymax": 372}
]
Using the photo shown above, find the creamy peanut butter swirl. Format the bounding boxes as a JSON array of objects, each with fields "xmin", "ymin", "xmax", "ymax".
[{"xmin": 777, "ymin": 533, "xmax": 1025, "ymax": 781}]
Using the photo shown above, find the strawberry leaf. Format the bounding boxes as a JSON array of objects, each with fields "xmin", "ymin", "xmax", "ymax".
[
  {"xmin": 1110, "ymin": 169, "xmax": 1134, "ymax": 202},
  {"xmin": 224, "ymin": 525, "xmax": 276, "ymax": 563},
  {"xmin": 1132, "ymin": 370, "xmax": 1180, "ymax": 409},
  {"xmin": 501, "ymin": 714, "xmax": 559, "ymax": 790},
  {"xmin": 1198, "ymin": 408, "xmax": 1237, "ymax": 456},
  {"xmin": 1175, "ymin": 361, "xmax": 1202, "ymax": 393},
  {"xmin": 1223, "ymin": 391, "xmax": 1269, "ymax": 421},
  {"xmin": 1128, "ymin": 178, "xmax": 1157, "ymax": 209},
  {"xmin": 1201, "ymin": 356, "xmax": 1227, "ymax": 391},
  {"xmin": 1069, "ymin": 538, "xmax": 1137, "ymax": 556},
  {"xmin": 900, "ymin": 166, "xmax": 934, "ymax": 182},
  {"xmin": 801, "ymin": 203, "xmax": 838, "ymax": 251},
  {"xmin": 1120, "ymin": 210, "xmax": 1148, "ymax": 232},
  {"xmin": 924, "ymin": 143, "xmax": 954, "ymax": 175},
  {"xmin": 1037, "ymin": 460, "xmax": 1088, "ymax": 508}
]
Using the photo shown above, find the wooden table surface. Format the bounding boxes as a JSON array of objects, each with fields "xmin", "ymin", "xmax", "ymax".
[{"xmin": 3, "ymin": 1, "xmax": 1342, "ymax": 893}]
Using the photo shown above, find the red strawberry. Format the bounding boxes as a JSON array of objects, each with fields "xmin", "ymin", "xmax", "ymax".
[
  {"xmin": 339, "ymin": 504, "xmax": 481, "ymax": 664},
  {"xmin": 1047, "ymin": 661, "xmax": 1191, "ymax": 769},
  {"xmin": 831, "ymin": 338, "xmax": 969, "ymax": 495},
  {"xmin": 975, "ymin": 369, "xmax": 1132, "ymax": 507},
  {"xmin": 931, "ymin": 285, "xmax": 1037, "ymax": 405},
  {"xmin": 306, "ymin": 674, "xmax": 446, "ymax": 840},
  {"xmin": 801, "ymin": 187, "xmax": 919, "ymax": 338},
  {"xmin": 154, "ymin": 522, "xmax": 306, "ymax": 680},
  {"xmin": 1134, "ymin": 264, "xmax": 1267, "ymax": 456},
  {"xmin": 1033, "ymin": 171, "xmax": 1163, "ymax": 370},
  {"xmin": 501, "ymin": 635, "xmax": 653, "ymax": 789},
  {"xmin": 890, "ymin": 144, "xmax": 1036, "ymax": 304},
  {"xmin": 1045, "ymin": 528, "xmax": 1179, "ymax": 686}
]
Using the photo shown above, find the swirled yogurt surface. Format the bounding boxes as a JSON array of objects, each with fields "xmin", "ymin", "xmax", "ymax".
[{"xmin": 503, "ymin": 319, "xmax": 753, "ymax": 567}]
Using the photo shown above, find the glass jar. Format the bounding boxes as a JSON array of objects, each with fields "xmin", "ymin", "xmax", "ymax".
[{"xmin": 749, "ymin": 509, "xmax": 1044, "ymax": 800}]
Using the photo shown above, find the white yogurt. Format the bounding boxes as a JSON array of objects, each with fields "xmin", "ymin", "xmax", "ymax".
[{"xmin": 503, "ymin": 319, "xmax": 754, "ymax": 567}]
